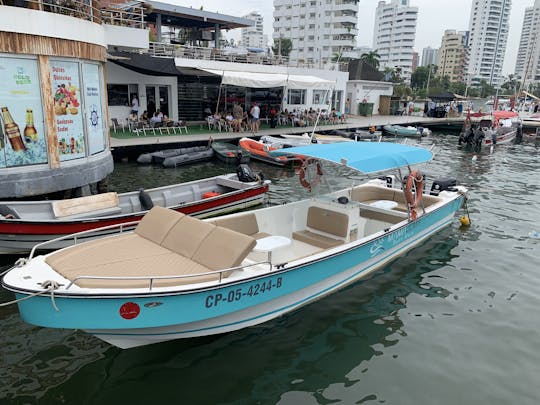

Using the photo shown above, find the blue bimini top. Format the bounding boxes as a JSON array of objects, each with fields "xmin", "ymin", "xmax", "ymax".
[{"xmin": 270, "ymin": 141, "xmax": 432, "ymax": 173}]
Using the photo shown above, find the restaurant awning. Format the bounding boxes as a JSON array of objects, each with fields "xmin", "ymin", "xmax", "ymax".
[{"xmin": 200, "ymin": 68, "xmax": 335, "ymax": 89}]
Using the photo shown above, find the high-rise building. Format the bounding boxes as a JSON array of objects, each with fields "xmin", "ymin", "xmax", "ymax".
[
  {"xmin": 515, "ymin": 0, "xmax": 540, "ymax": 86},
  {"xmin": 467, "ymin": 0, "xmax": 511, "ymax": 87},
  {"xmin": 438, "ymin": 30, "xmax": 469, "ymax": 83},
  {"xmin": 241, "ymin": 11, "xmax": 268, "ymax": 49},
  {"xmin": 420, "ymin": 47, "xmax": 438, "ymax": 67},
  {"xmin": 273, "ymin": 0, "xmax": 358, "ymax": 65},
  {"xmin": 373, "ymin": 0, "xmax": 418, "ymax": 83},
  {"xmin": 411, "ymin": 51, "xmax": 419, "ymax": 72}
]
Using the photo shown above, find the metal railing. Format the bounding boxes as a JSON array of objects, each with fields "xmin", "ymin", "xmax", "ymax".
[
  {"xmin": 2, "ymin": 0, "xmax": 146, "ymax": 27},
  {"xmin": 148, "ymin": 42, "xmax": 349, "ymax": 72}
]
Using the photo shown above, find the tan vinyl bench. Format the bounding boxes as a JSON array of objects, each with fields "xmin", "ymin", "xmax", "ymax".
[
  {"xmin": 46, "ymin": 206, "xmax": 256, "ymax": 288},
  {"xmin": 52, "ymin": 192, "xmax": 120, "ymax": 219},
  {"xmin": 292, "ymin": 206, "xmax": 348, "ymax": 249},
  {"xmin": 210, "ymin": 213, "xmax": 270, "ymax": 240},
  {"xmin": 351, "ymin": 185, "xmax": 441, "ymax": 212}
]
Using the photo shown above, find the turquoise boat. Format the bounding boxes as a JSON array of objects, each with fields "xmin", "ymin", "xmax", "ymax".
[
  {"xmin": 383, "ymin": 124, "xmax": 423, "ymax": 137},
  {"xmin": 2, "ymin": 142, "xmax": 468, "ymax": 349}
]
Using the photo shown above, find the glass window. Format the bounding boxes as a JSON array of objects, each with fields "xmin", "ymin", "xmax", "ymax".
[
  {"xmin": 0, "ymin": 56, "xmax": 48, "ymax": 168},
  {"xmin": 107, "ymin": 84, "xmax": 130, "ymax": 106},
  {"xmin": 312, "ymin": 90, "xmax": 329, "ymax": 104},
  {"xmin": 287, "ymin": 89, "xmax": 306, "ymax": 105}
]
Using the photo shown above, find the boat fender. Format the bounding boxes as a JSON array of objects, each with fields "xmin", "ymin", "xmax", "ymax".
[
  {"xmin": 299, "ymin": 160, "xmax": 323, "ymax": 192},
  {"xmin": 0, "ymin": 205, "xmax": 19, "ymax": 219},
  {"xmin": 404, "ymin": 170, "xmax": 424, "ymax": 220},
  {"xmin": 138, "ymin": 189, "xmax": 154, "ymax": 210}
]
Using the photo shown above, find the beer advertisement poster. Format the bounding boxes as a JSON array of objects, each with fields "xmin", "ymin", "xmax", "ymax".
[
  {"xmin": 83, "ymin": 63, "xmax": 106, "ymax": 155},
  {"xmin": 50, "ymin": 60, "xmax": 86, "ymax": 161},
  {"xmin": 0, "ymin": 57, "xmax": 48, "ymax": 168}
]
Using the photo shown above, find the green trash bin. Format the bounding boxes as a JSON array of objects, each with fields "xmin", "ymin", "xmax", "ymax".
[{"xmin": 358, "ymin": 102, "xmax": 374, "ymax": 117}]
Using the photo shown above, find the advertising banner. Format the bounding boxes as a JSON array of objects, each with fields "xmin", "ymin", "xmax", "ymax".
[
  {"xmin": 0, "ymin": 57, "xmax": 48, "ymax": 168},
  {"xmin": 83, "ymin": 63, "xmax": 106, "ymax": 155},
  {"xmin": 50, "ymin": 60, "xmax": 86, "ymax": 161}
]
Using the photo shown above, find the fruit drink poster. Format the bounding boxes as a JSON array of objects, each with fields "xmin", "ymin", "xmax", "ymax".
[
  {"xmin": 50, "ymin": 60, "xmax": 86, "ymax": 161},
  {"xmin": 0, "ymin": 57, "xmax": 48, "ymax": 168}
]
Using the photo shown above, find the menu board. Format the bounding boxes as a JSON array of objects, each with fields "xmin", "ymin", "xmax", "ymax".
[
  {"xmin": 83, "ymin": 63, "xmax": 106, "ymax": 155},
  {"xmin": 0, "ymin": 57, "xmax": 48, "ymax": 168},
  {"xmin": 50, "ymin": 60, "xmax": 86, "ymax": 161}
]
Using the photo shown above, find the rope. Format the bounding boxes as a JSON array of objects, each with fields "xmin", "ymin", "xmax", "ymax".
[
  {"xmin": 0, "ymin": 258, "xmax": 28, "ymax": 277},
  {"xmin": 459, "ymin": 190, "xmax": 472, "ymax": 225},
  {"xmin": 0, "ymin": 280, "xmax": 61, "ymax": 311}
]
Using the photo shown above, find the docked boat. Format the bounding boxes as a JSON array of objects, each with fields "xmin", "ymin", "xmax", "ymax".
[
  {"xmin": 137, "ymin": 146, "xmax": 214, "ymax": 167},
  {"xmin": 0, "ymin": 171, "xmax": 270, "ymax": 254},
  {"xmin": 239, "ymin": 137, "xmax": 303, "ymax": 166},
  {"xmin": 211, "ymin": 142, "xmax": 250, "ymax": 164},
  {"xmin": 458, "ymin": 111, "xmax": 521, "ymax": 150},
  {"xmin": 2, "ymin": 142, "xmax": 469, "ymax": 349},
  {"xmin": 333, "ymin": 129, "xmax": 381, "ymax": 141},
  {"xmin": 383, "ymin": 125, "xmax": 429, "ymax": 137}
]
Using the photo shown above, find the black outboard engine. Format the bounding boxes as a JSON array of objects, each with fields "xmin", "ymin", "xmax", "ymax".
[
  {"xmin": 237, "ymin": 164, "xmax": 261, "ymax": 182},
  {"xmin": 430, "ymin": 178, "xmax": 457, "ymax": 196}
]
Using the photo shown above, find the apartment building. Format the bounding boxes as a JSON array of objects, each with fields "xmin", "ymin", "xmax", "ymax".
[
  {"xmin": 515, "ymin": 0, "xmax": 540, "ymax": 86},
  {"xmin": 467, "ymin": 0, "xmax": 511, "ymax": 87},
  {"xmin": 437, "ymin": 30, "xmax": 469, "ymax": 83},
  {"xmin": 372, "ymin": 0, "xmax": 418, "ymax": 83},
  {"xmin": 420, "ymin": 47, "xmax": 438, "ymax": 67},
  {"xmin": 273, "ymin": 0, "xmax": 358, "ymax": 65},
  {"xmin": 241, "ymin": 11, "xmax": 268, "ymax": 49}
]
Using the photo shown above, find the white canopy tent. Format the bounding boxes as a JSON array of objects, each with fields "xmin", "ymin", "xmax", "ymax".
[{"xmin": 200, "ymin": 68, "xmax": 335, "ymax": 90}]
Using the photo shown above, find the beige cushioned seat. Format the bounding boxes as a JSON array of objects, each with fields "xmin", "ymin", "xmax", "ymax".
[
  {"xmin": 292, "ymin": 206, "xmax": 348, "ymax": 249},
  {"xmin": 45, "ymin": 206, "xmax": 256, "ymax": 289},
  {"xmin": 210, "ymin": 213, "xmax": 270, "ymax": 240}
]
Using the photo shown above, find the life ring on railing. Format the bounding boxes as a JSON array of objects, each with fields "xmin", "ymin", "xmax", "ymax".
[
  {"xmin": 299, "ymin": 159, "xmax": 323, "ymax": 192},
  {"xmin": 404, "ymin": 170, "xmax": 424, "ymax": 220}
]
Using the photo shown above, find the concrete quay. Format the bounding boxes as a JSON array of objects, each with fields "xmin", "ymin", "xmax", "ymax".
[{"xmin": 109, "ymin": 115, "xmax": 465, "ymax": 149}]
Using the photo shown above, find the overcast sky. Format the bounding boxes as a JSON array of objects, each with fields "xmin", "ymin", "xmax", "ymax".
[{"xmin": 173, "ymin": 0, "xmax": 532, "ymax": 75}]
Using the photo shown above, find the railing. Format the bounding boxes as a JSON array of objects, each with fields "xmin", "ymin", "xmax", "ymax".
[
  {"xmin": 1, "ymin": 0, "xmax": 146, "ymax": 27},
  {"xmin": 148, "ymin": 42, "xmax": 349, "ymax": 72}
]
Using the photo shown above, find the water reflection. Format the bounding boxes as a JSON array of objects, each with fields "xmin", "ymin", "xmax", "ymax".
[{"xmin": 14, "ymin": 231, "xmax": 460, "ymax": 405}]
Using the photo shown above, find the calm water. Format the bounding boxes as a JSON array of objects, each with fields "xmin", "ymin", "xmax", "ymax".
[{"xmin": 1, "ymin": 135, "xmax": 540, "ymax": 405}]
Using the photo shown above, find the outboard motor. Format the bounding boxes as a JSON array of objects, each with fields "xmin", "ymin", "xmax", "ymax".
[
  {"xmin": 237, "ymin": 164, "xmax": 261, "ymax": 182},
  {"xmin": 430, "ymin": 178, "xmax": 457, "ymax": 196}
]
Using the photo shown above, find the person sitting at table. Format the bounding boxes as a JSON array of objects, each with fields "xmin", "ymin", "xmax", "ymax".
[
  {"xmin": 140, "ymin": 110, "xmax": 149, "ymax": 123},
  {"xmin": 149, "ymin": 111, "xmax": 162, "ymax": 127}
]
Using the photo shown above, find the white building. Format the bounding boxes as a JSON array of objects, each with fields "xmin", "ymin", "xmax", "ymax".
[
  {"xmin": 514, "ymin": 0, "xmax": 540, "ymax": 86},
  {"xmin": 372, "ymin": 0, "xmax": 418, "ymax": 83},
  {"xmin": 241, "ymin": 11, "xmax": 268, "ymax": 49},
  {"xmin": 420, "ymin": 47, "xmax": 438, "ymax": 67},
  {"xmin": 466, "ymin": 0, "xmax": 511, "ymax": 87},
  {"xmin": 273, "ymin": 0, "xmax": 358, "ymax": 66}
]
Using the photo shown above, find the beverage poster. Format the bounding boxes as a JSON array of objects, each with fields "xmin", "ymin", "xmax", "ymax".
[
  {"xmin": 50, "ymin": 60, "xmax": 86, "ymax": 161},
  {"xmin": 0, "ymin": 57, "xmax": 48, "ymax": 168},
  {"xmin": 83, "ymin": 63, "xmax": 106, "ymax": 155}
]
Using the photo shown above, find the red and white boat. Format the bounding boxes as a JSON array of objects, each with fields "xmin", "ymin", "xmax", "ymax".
[{"xmin": 0, "ymin": 172, "xmax": 270, "ymax": 254}]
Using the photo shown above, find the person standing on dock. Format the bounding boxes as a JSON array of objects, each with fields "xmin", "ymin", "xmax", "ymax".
[
  {"xmin": 232, "ymin": 103, "xmax": 243, "ymax": 132},
  {"xmin": 131, "ymin": 95, "xmax": 139, "ymax": 116},
  {"xmin": 250, "ymin": 102, "xmax": 260, "ymax": 133}
]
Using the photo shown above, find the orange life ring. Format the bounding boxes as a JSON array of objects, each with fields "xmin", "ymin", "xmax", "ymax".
[
  {"xmin": 299, "ymin": 159, "xmax": 323, "ymax": 192},
  {"xmin": 404, "ymin": 170, "xmax": 424, "ymax": 220}
]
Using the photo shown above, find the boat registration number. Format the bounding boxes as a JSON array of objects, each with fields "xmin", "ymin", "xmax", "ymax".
[{"xmin": 205, "ymin": 277, "xmax": 283, "ymax": 308}]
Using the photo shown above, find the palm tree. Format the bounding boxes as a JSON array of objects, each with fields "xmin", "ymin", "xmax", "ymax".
[{"xmin": 360, "ymin": 50, "xmax": 381, "ymax": 69}]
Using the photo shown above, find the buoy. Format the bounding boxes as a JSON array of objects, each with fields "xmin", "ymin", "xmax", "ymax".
[
  {"xmin": 459, "ymin": 215, "xmax": 470, "ymax": 227},
  {"xmin": 472, "ymin": 155, "xmax": 477, "ymax": 161},
  {"xmin": 528, "ymin": 230, "xmax": 540, "ymax": 239}
]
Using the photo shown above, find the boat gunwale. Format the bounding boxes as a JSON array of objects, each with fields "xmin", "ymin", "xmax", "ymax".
[{"xmin": 1, "ymin": 192, "xmax": 464, "ymax": 300}]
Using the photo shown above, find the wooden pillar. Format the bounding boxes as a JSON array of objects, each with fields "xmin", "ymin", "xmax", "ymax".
[{"xmin": 38, "ymin": 55, "xmax": 60, "ymax": 169}]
